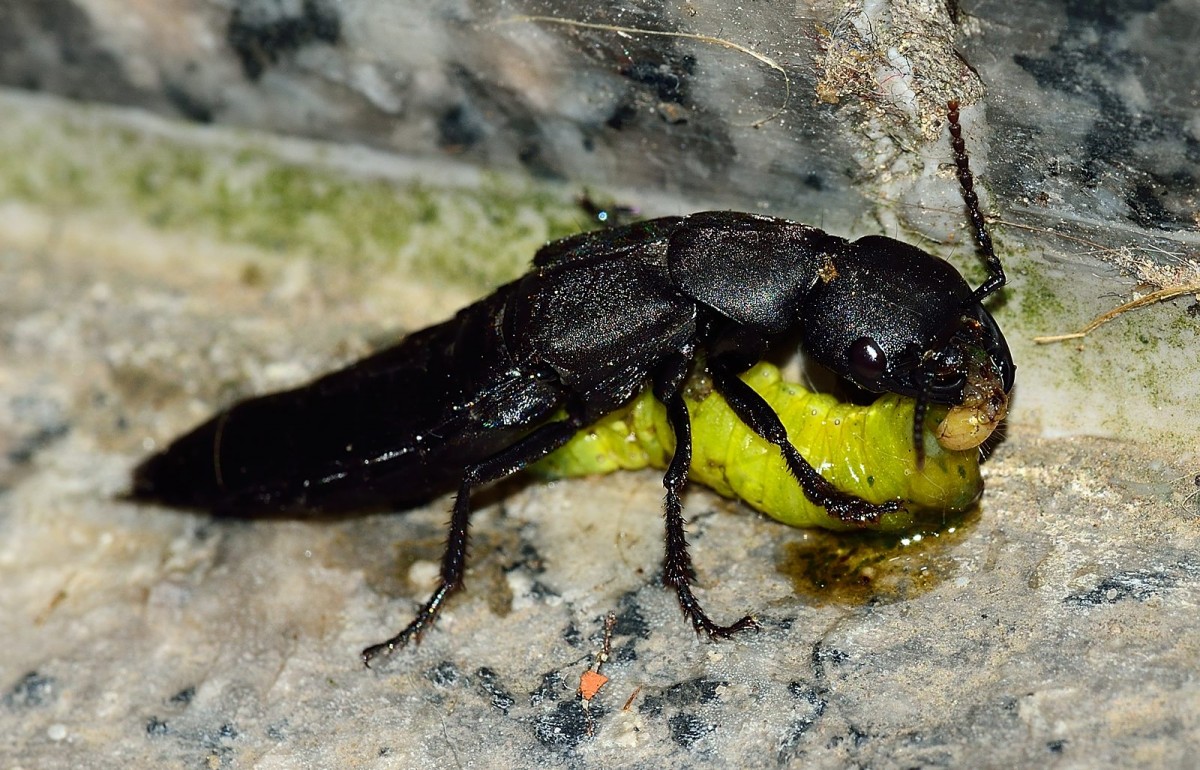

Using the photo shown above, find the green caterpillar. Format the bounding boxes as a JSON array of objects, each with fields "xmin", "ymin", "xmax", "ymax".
[{"xmin": 534, "ymin": 362, "xmax": 983, "ymax": 532}]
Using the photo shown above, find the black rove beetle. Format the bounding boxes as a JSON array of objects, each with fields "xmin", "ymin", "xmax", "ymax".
[{"xmin": 131, "ymin": 102, "xmax": 1014, "ymax": 665}]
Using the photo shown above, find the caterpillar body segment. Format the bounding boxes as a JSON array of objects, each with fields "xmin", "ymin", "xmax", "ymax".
[{"xmin": 535, "ymin": 363, "xmax": 983, "ymax": 532}]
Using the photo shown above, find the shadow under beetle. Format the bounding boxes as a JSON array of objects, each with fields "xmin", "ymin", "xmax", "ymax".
[{"xmin": 131, "ymin": 102, "xmax": 1014, "ymax": 665}]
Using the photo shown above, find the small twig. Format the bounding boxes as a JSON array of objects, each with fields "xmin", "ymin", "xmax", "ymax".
[
  {"xmin": 622, "ymin": 685, "xmax": 643, "ymax": 711},
  {"xmin": 1033, "ymin": 284, "xmax": 1200, "ymax": 344},
  {"xmin": 986, "ymin": 217, "xmax": 1113, "ymax": 254},
  {"xmin": 977, "ymin": 218, "xmax": 1199, "ymax": 345}
]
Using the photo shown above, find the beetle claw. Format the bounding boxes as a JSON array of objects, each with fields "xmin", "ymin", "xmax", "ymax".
[{"xmin": 694, "ymin": 613, "xmax": 759, "ymax": 639}]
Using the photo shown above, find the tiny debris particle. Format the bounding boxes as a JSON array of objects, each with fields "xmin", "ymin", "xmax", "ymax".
[
  {"xmin": 46, "ymin": 723, "xmax": 68, "ymax": 741},
  {"xmin": 622, "ymin": 685, "xmax": 643, "ymax": 711},
  {"xmin": 3, "ymin": 671, "xmax": 56, "ymax": 709},
  {"xmin": 580, "ymin": 670, "xmax": 609, "ymax": 701}
]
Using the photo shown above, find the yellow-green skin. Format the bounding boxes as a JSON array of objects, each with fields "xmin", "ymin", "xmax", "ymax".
[{"xmin": 534, "ymin": 362, "xmax": 982, "ymax": 532}]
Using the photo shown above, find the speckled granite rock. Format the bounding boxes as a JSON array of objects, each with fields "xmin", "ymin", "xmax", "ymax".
[{"xmin": 0, "ymin": 0, "xmax": 1198, "ymax": 766}]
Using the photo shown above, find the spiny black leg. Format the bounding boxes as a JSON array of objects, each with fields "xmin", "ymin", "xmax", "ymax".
[
  {"xmin": 708, "ymin": 360, "xmax": 900, "ymax": 525},
  {"xmin": 362, "ymin": 413, "xmax": 585, "ymax": 666},
  {"xmin": 653, "ymin": 355, "xmax": 757, "ymax": 638},
  {"xmin": 947, "ymin": 100, "xmax": 1005, "ymax": 302},
  {"xmin": 361, "ymin": 474, "xmax": 474, "ymax": 666}
]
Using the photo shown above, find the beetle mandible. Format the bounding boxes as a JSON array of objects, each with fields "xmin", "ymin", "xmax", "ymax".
[{"xmin": 131, "ymin": 102, "xmax": 1014, "ymax": 665}]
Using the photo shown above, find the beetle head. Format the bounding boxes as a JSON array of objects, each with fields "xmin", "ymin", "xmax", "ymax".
[{"xmin": 801, "ymin": 235, "xmax": 1014, "ymax": 419}]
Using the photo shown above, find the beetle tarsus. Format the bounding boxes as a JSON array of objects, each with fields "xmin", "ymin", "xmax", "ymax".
[
  {"xmin": 662, "ymin": 489, "xmax": 760, "ymax": 639},
  {"xmin": 362, "ymin": 582, "xmax": 453, "ymax": 667},
  {"xmin": 820, "ymin": 495, "xmax": 902, "ymax": 525},
  {"xmin": 363, "ymin": 413, "xmax": 588, "ymax": 664},
  {"xmin": 708, "ymin": 364, "xmax": 901, "ymax": 525},
  {"xmin": 676, "ymin": 580, "xmax": 759, "ymax": 638}
]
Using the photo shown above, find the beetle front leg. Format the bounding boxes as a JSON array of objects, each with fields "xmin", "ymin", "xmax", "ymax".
[
  {"xmin": 708, "ymin": 361, "xmax": 901, "ymax": 525},
  {"xmin": 362, "ymin": 412, "xmax": 586, "ymax": 667},
  {"xmin": 654, "ymin": 356, "xmax": 757, "ymax": 638}
]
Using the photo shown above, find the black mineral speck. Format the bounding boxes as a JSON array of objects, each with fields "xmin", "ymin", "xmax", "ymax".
[
  {"xmin": 475, "ymin": 667, "xmax": 516, "ymax": 714},
  {"xmin": 640, "ymin": 677, "xmax": 726, "ymax": 717},
  {"xmin": 527, "ymin": 580, "xmax": 559, "ymax": 600},
  {"xmin": 611, "ymin": 639, "xmax": 638, "ymax": 665},
  {"xmin": 530, "ymin": 671, "xmax": 567, "ymax": 706},
  {"xmin": 0, "ymin": 0, "xmax": 134, "ymax": 101},
  {"xmin": 605, "ymin": 101, "xmax": 638, "ymax": 131},
  {"xmin": 3, "ymin": 671, "xmax": 56, "ymax": 709},
  {"xmin": 561, "ymin": 621, "xmax": 583, "ymax": 648},
  {"xmin": 164, "ymin": 82, "xmax": 214, "ymax": 123},
  {"xmin": 1064, "ymin": 564, "xmax": 1190, "ymax": 607},
  {"xmin": 1126, "ymin": 179, "xmax": 1182, "ymax": 230},
  {"xmin": 426, "ymin": 660, "xmax": 461, "ymax": 687},
  {"xmin": 146, "ymin": 717, "xmax": 169, "ymax": 736},
  {"xmin": 533, "ymin": 699, "xmax": 593, "ymax": 752},
  {"xmin": 613, "ymin": 593, "xmax": 650, "ymax": 639},
  {"xmin": 668, "ymin": 712, "xmax": 714, "ymax": 748},
  {"xmin": 620, "ymin": 54, "xmax": 696, "ymax": 104},
  {"xmin": 169, "ymin": 685, "xmax": 196, "ymax": 705},
  {"xmin": 7, "ymin": 422, "xmax": 69, "ymax": 466},
  {"xmin": 810, "ymin": 643, "xmax": 850, "ymax": 680},
  {"xmin": 437, "ymin": 104, "xmax": 483, "ymax": 151},
  {"xmin": 777, "ymin": 685, "xmax": 828, "ymax": 764},
  {"xmin": 787, "ymin": 681, "xmax": 827, "ymax": 724},
  {"xmin": 515, "ymin": 540, "xmax": 547, "ymax": 574},
  {"xmin": 227, "ymin": 0, "xmax": 342, "ymax": 80}
]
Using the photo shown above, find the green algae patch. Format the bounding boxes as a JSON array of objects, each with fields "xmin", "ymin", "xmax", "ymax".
[{"xmin": 0, "ymin": 97, "xmax": 588, "ymax": 294}]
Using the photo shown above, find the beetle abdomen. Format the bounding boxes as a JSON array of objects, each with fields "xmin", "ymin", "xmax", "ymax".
[
  {"xmin": 534, "ymin": 362, "xmax": 982, "ymax": 531},
  {"xmin": 131, "ymin": 290, "xmax": 564, "ymax": 516}
]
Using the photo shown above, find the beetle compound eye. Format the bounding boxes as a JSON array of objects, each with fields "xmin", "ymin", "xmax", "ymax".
[{"xmin": 848, "ymin": 337, "xmax": 887, "ymax": 382}]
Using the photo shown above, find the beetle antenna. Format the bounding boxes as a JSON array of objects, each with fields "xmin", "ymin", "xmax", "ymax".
[{"xmin": 947, "ymin": 100, "xmax": 1005, "ymax": 303}]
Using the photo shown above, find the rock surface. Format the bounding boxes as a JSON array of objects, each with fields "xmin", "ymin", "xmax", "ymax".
[{"xmin": 1, "ymin": 0, "xmax": 1198, "ymax": 765}]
